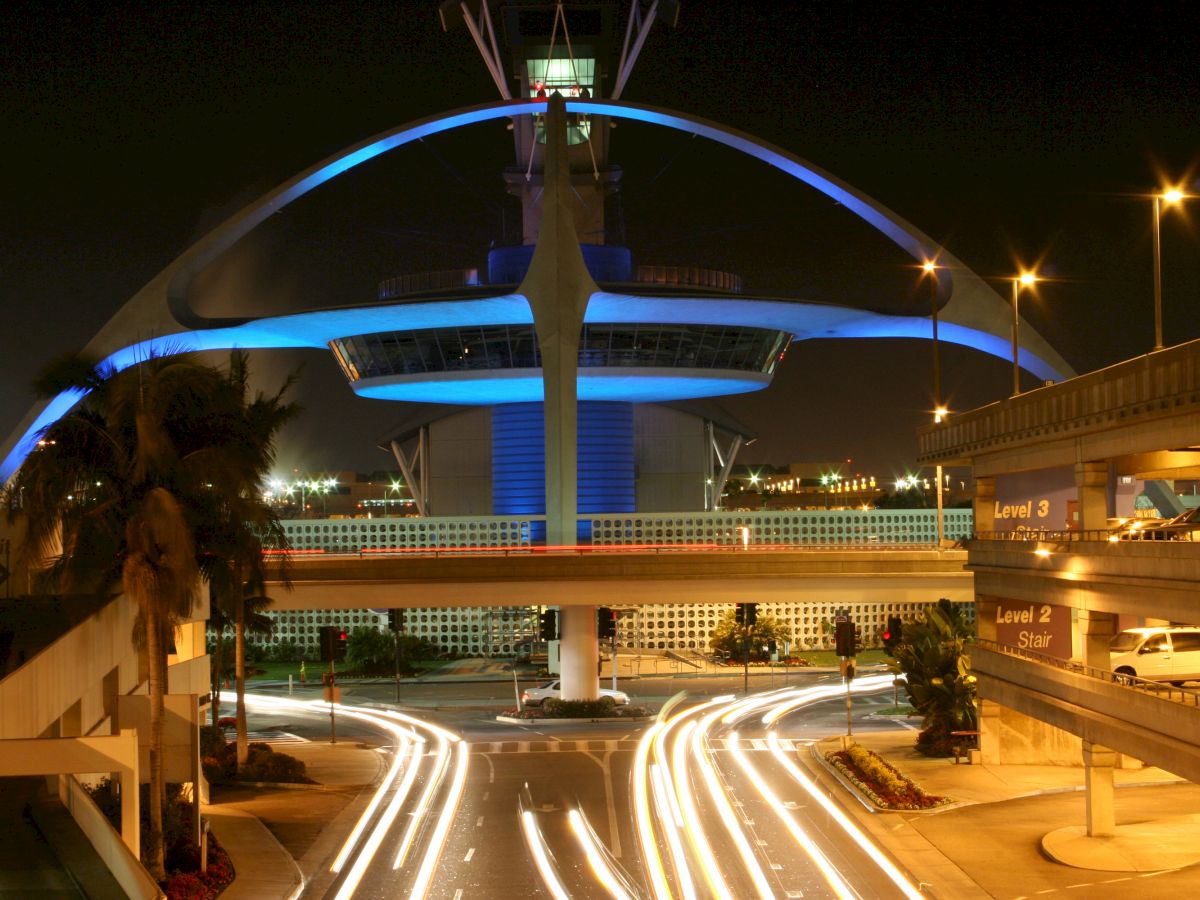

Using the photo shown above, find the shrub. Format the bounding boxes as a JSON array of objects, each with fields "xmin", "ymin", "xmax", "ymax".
[
  {"xmin": 826, "ymin": 743, "xmax": 949, "ymax": 810},
  {"xmin": 543, "ymin": 696, "xmax": 618, "ymax": 718}
]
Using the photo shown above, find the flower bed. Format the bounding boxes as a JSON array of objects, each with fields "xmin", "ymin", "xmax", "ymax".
[{"xmin": 826, "ymin": 743, "xmax": 949, "ymax": 811}]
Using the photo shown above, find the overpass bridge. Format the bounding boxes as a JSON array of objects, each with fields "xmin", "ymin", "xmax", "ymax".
[
  {"xmin": 264, "ymin": 544, "xmax": 970, "ymax": 611},
  {"xmin": 261, "ymin": 508, "xmax": 974, "ymax": 656}
]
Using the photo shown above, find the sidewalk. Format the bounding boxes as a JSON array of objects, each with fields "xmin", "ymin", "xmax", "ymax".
[
  {"xmin": 203, "ymin": 740, "xmax": 384, "ymax": 900},
  {"xmin": 819, "ymin": 729, "xmax": 1200, "ymax": 898}
]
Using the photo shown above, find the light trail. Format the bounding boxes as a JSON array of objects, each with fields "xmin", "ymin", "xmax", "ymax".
[
  {"xmin": 727, "ymin": 731, "xmax": 856, "ymax": 900},
  {"xmin": 241, "ymin": 693, "xmax": 467, "ymax": 900},
  {"xmin": 409, "ymin": 738, "xmax": 470, "ymax": 900},
  {"xmin": 520, "ymin": 808, "xmax": 571, "ymax": 900},
  {"xmin": 767, "ymin": 731, "xmax": 924, "ymax": 900},
  {"xmin": 567, "ymin": 809, "xmax": 637, "ymax": 900}
]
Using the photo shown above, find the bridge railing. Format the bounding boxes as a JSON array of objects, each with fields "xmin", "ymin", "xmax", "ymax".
[
  {"xmin": 280, "ymin": 508, "xmax": 973, "ymax": 553},
  {"xmin": 973, "ymin": 638, "xmax": 1200, "ymax": 707}
]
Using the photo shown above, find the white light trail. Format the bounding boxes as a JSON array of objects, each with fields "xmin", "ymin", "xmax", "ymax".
[
  {"xmin": 409, "ymin": 739, "xmax": 471, "ymax": 900},
  {"xmin": 767, "ymin": 731, "xmax": 924, "ymax": 899},
  {"xmin": 689, "ymin": 709, "xmax": 774, "ymax": 900},
  {"xmin": 727, "ymin": 731, "xmax": 855, "ymax": 900},
  {"xmin": 521, "ymin": 809, "xmax": 571, "ymax": 900},
  {"xmin": 568, "ymin": 809, "xmax": 636, "ymax": 900},
  {"xmin": 331, "ymin": 730, "xmax": 414, "ymax": 872}
]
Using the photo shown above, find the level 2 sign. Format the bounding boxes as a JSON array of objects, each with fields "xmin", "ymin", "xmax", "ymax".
[{"xmin": 994, "ymin": 599, "xmax": 1071, "ymax": 659}]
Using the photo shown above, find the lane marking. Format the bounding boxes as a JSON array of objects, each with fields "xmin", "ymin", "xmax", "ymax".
[
  {"xmin": 463, "ymin": 848, "xmax": 475, "ymax": 863},
  {"xmin": 476, "ymin": 816, "xmax": 484, "ymax": 827}
]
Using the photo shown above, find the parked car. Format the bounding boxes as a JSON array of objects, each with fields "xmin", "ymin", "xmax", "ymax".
[
  {"xmin": 1137, "ymin": 507, "xmax": 1200, "ymax": 541},
  {"xmin": 1109, "ymin": 627, "xmax": 1200, "ymax": 686},
  {"xmin": 1106, "ymin": 516, "xmax": 1166, "ymax": 541},
  {"xmin": 521, "ymin": 680, "xmax": 629, "ymax": 707}
]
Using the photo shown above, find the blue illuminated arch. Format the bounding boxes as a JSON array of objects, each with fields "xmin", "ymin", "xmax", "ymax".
[{"xmin": 2, "ymin": 99, "xmax": 1073, "ymax": 481}]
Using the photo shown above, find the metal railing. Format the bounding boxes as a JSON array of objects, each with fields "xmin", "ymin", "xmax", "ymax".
[
  {"xmin": 281, "ymin": 509, "xmax": 974, "ymax": 554},
  {"xmin": 973, "ymin": 638, "xmax": 1200, "ymax": 707}
]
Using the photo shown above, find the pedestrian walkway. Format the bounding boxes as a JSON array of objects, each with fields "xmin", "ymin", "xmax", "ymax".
[
  {"xmin": 202, "ymin": 740, "xmax": 384, "ymax": 900},
  {"xmin": 817, "ymin": 730, "xmax": 1200, "ymax": 898}
]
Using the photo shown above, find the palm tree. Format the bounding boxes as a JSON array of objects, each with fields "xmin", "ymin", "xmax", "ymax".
[
  {"xmin": 13, "ymin": 350, "xmax": 298, "ymax": 878},
  {"xmin": 14, "ymin": 353, "xmax": 225, "ymax": 881},
  {"xmin": 888, "ymin": 598, "xmax": 977, "ymax": 757},
  {"xmin": 194, "ymin": 352, "xmax": 298, "ymax": 766}
]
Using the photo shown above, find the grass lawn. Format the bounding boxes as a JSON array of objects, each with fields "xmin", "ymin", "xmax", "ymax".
[{"xmin": 241, "ymin": 658, "xmax": 452, "ymax": 681}]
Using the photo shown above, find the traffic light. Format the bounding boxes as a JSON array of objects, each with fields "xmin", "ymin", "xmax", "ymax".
[
  {"xmin": 854, "ymin": 624, "xmax": 863, "ymax": 656},
  {"xmin": 835, "ymin": 619, "xmax": 855, "ymax": 657},
  {"xmin": 597, "ymin": 607, "xmax": 616, "ymax": 639},
  {"xmin": 745, "ymin": 603, "xmax": 758, "ymax": 626},
  {"xmin": 882, "ymin": 615, "xmax": 903, "ymax": 655},
  {"xmin": 734, "ymin": 603, "xmax": 745, "ymax": 625},
  {"xmin": 319, "ymin": 626, "xmax": 348, "ymax": 662},
  {"xmin": 539, "ymin": 608, "xmax": 559, "ymax": 640},
  {"xmin": 388, "ymin": 609, "xmax": 405, "ymax": 632}
]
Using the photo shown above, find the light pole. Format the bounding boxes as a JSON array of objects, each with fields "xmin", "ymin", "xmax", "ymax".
[
  {"xmin": 1010, "ymin": 271, "xmax": 1038, "ymax": 396},
  {"xmin": 924, "ymin": 261, "xmax": 947, "ymax": 547},
  {"xmin": 1152, "ymin": 188, "xmax": 1186, "ymax": 352}
]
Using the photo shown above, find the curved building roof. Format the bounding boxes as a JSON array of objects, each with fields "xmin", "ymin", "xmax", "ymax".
[{"xmin": 1, "ymin": 99, "xmax": 1075, "ymax": 481}]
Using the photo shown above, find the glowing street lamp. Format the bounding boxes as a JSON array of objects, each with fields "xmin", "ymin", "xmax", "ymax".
[
  {"xmin": 1010, "ymin": 271, "xmax": 1038, "ymax": 396},
  {"xmin": 921, "ymin": 261, "xmax": 943, "ymax": 416},
  {"xmin": 1152, "ymin": 187, "xmax": 1188, "ymax": 352}
]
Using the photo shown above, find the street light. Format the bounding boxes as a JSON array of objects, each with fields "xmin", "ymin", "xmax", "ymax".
[
  {"xmin": 923, "ymin": 260, "xmax": 948, "ymax": 547},
  {"xmin": 1010, "ymin": 270, "xmax": 1038, "ymax": 396},
  {"xmin": 1152, "ymin": 187, "xmax": 1188, "ymax": 352},
  {"xmin": 922, "ymin": 261, "xmax": 942, "ymax": 415}
]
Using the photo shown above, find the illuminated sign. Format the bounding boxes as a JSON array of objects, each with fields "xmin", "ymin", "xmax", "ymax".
[{"xmin": 994, "ymin": 599, "xmax": 1071, "ymax": 658}]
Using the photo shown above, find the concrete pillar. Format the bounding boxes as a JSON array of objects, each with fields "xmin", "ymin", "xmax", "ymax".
[
  {"xmin": 1082, "ymin": 741, "xmax": 1117, "ymax": 836},
  {"xmin": 1077, "ymin": 609, "xmax": 1117, "ymax": 672},
  {"xmin": 974, "ymin": 597, "xmax": 1002, "ymax": 764},
  {"xmin": 1074, "ymin": 461, "xmax": 1109, "ymax": 533},
  {"xmin": 519, "ymin": 95, "xmax": 600, "ymax": 548},
  {"xmin": 978, "ymin": 699, "xmax": 1002, "ymax": 765},
  {"xmin": 974, "ymin": 476, "xmax": 995, "ymax": 534},
  {"xmin": 518, "ymin": 96, "xmax": 601, "ymax": 697},
  {"xmin": 559, "ymin": 605, "xmax": 599, "ymax": 701}
]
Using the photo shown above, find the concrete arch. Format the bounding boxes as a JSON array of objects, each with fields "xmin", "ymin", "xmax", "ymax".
[{"xmin": 2, "ymin": 99, "xmax": 1073, "ymax": 480}]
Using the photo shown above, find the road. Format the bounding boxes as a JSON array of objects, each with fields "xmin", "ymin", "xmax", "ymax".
[{"xmin": 245, "ymin": 669, "xmax": 922, "ymax": 898}]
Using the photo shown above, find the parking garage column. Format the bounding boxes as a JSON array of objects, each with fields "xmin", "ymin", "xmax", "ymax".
[
  {"xmin": 1077, "ymin": 608, "xmax": 1117, "ymax": 672},
  {"xmin": 1082, "ymin": 741, "xmax": 1117, "ymax": 836},
  {"xmin": 974, "ymin": 595, "xmax": 1002, "ymax": 764},
  {"xmin": 559, "ymin": 605, "xmax": 600, "ymax": 702},
  {"xmin": 974, "ymin": 476, "xmax": 995, "ymax": 534},
  {"xmin": 1074, "ymin": 462, "xmax": 1109, "ymax": 532}
]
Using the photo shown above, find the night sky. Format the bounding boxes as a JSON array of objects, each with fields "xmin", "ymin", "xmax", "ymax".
[{"xmin": 3, "ymin": 2, "xmax": 1199, "ymax": 482}]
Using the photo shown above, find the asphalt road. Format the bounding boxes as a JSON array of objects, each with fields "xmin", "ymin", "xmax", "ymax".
[{"xmin": 248, "ymin": 671, "xmax": 921, "ymax": 898}]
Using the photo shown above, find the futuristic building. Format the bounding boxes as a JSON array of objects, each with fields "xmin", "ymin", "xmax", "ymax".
[{"xmin": 1, "ymin": 2, "xmax": 1073, "ymax": 699}]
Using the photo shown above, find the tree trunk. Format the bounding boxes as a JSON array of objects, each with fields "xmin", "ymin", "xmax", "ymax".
[
  {"xmin": 211, "ymin": 628, "xmax": 224, "ymax": 727},
  {"xmin": 144, "ymin": 607, "xmax": 167, "ymax": 883},
  {"xmin": 235, "ymin": 599, "xmax": 248, "ymax": 767}
]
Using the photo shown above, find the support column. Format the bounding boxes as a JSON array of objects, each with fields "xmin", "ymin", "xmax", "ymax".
[
  {"xmin": 974, "ymin": 476, "xmax": 995, "ymax": 534},
  {"xmin": 518, "ymin": 95, "xmax": 601, "ymax": 701},
  {"xmin": 559, "ymin": 605, "xmax": 599, "ymax": 702},
  {"xmin": 1082, "ymin": 741, "xmax": 1117, "ymax": 836},
  {"xmin": 974, "ymin": 596, "xmax": 1002, "ymax": 764},
  {"xmin": 1074, "ymin": 461, "xmax": 1109, "ymax": 533},
  {"xmin": 1078, "ymin": 609, "xmax": 1117, "ymax": 672}
]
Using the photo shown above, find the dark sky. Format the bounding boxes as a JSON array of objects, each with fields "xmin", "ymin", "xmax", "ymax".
[{"xmin": 3, "ymin": 2, "xmax": 1199, "ymax": 482}]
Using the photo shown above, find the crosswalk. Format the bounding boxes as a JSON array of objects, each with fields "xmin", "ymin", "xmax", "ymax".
[{"xmin": 473, "ymin": 738, "xmax": 801, "ymax": 754}]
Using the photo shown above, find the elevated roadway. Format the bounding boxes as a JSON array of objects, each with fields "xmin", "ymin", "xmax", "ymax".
[
  {"xmin": 973, "ymin": 640, "xmax": 1200, "ymax": 782},
  {"xmin": 263, "ymin": 546, "xmax": 970, "ymax": 610}
]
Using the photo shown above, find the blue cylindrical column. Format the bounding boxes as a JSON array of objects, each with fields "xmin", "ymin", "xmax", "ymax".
[{"xmin": 492, "ymin": 401, "xmax": 635, "ymax": 542}]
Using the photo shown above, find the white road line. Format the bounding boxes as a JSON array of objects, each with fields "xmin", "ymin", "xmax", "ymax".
[
  {"xmin": 476, "ymin": 816, "xmax": 484, "ymax": 827},
  {"xmin": 453, "ymin": 890, "xmax": 463, "ymax": 900},
  {"xmin": 463, "ymin": 848, "xmax": 475, "ymax": 863}
]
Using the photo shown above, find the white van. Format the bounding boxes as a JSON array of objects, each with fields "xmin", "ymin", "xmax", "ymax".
[{"xmin": 1109, "ymin": 627, "xmax": 1200, "ymax": 685}]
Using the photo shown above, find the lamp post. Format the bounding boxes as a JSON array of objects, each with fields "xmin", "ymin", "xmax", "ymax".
[
  {"xmin": 1010, "ymin": 271, "xmax": 1038, "ymax": 396},
  {"xmin": 923, "ymin": 261, "xmax": 947, "ymax": 547},
  {"xmin": 1152, "ymin": 188, "xmax": 1186, "ymax": 352}
]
